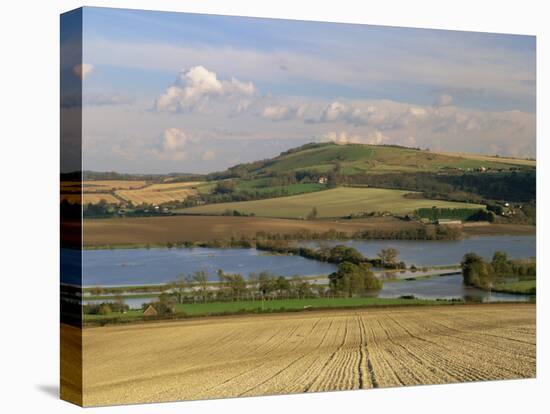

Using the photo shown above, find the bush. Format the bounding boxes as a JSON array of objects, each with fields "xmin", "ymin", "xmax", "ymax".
[
  {"xmin": 83, "ymin": 301, "xmax": 129, "ymax": 315},
  {"xmin": 98, "ymin": 304, "xmax": 112, "ymax": 315}
]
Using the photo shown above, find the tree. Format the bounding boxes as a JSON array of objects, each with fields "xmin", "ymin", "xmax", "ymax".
[
  {"xmin": 214, "ymin": 181, "xmax": 236, "ymax": 194},
  {"xmin": 258, "ymin": 271, "xmax": 277, "ymax": 298},
  {"xmin": 329, "ymin": 245, "xmax": 364, "ymax": 264},
  {"xmin": 192, "ymin": 270, "xmax": 210, "ymax": 303},
  {"xmin": 98, "ymin": 303, "xmax": 112, "ymax": 315},
  {"xmin": 218, "ymin": 270, "xmax": 247, "ymax": 300},
  {"xmin": 171, "ymin": 274, "xmax": 190, "ymax": 304},
  {"xmin": 306, "ymin": 206, "xmax": 319, "ymax": 220},
  {"xmin": 461, "ymin": 253, "xmax": 492, "ymax": 288},
  {"xmin": 329, "ymin": 261, "xmax": 382, "ymax": 297},
  {"xmin": 275, "ymin": 276, "xmax": 291, "ymax": 298},
  {"xmin": 290, "ymin": 276, "xmax": 313, "ymax": 299},
  {"xmin": 491, "ymin": 251, "xmax": 511, "ymax": 275},
  {"xmin": 377, "ymin": 248, "xmax": 400, "ymax": 266}
]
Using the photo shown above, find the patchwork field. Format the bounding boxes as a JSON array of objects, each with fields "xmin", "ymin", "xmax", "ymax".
[
  {"xmin": 82, "ymin": 180, "xmax": 147, "ymax": 191},
  {"xmin": 78, "ymin": 303, "xmax": 535, "ymax": 406},
  {"xmin": 61, "ymin": 180, "xmax": 202, "ymax": 205},
  {"xmin": 62, "ymin": 193, "xmax": 120, "ymax": 204},
  {"xmin": 179, "ymin": 187, "xmax": 485, "ymax": 218}
]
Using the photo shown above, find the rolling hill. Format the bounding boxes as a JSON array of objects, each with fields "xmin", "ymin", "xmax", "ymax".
[{"xmin": 214, "ymin": 142, "xmax": 534, "ymax": 179}]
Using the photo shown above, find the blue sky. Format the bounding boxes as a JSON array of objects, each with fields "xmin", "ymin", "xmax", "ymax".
[{"xmin": 74, "ymin": 7, "xmax": 536, "ymax": 173}]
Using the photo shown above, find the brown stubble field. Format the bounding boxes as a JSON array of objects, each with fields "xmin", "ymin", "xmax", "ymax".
[
  {"xmin": 81, "ymin": 215, "xmax": 535, "ymax": 246},
  {"xmin": 82, "ymin": 215, "xmax": 424, "ymax": 246},
  {"xmin": 78, "ymin": 303, "xmax": 536, "ymax": 406}
]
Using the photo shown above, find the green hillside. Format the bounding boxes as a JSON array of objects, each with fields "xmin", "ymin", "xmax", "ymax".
[
  {"xmin": 216, "ymin": 142, "xmax": 534, "ymax": 178},
  {"xmin": 179, "ymin": 187, "xmax": 485, "ymax": 219}
]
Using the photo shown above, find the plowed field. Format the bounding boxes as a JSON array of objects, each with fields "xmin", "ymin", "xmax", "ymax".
[{"xmin": 80, "ymin": 304, "xmax": 535, "ymax": 406}]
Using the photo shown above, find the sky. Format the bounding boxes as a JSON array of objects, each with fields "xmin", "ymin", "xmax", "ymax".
[{"xmin": 72, "ymin": 7, "xmax": 536, "ymax": 174}]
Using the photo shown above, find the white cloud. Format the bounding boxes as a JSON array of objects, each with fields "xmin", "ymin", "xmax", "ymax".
[
  {"xmin": 73, "ymin": 63, "xmax": 94, "ymax": 79},
  {"xmin": 154, "ymin": 66, "xmax": 255, "ymax": 113},
  {"xmin": 153, "ymin": 128, "xmax": 196, "ymax": 160},
  {"xmin": 87, "ymin": 38, "xmax": 535, "ymax": 109},
  {"xmin": 322, "ymin": 130, "xmax": 391, "ymax": 145},
  {"xmin": 319, "ymin": 101, "xmax": 365, "ymax": 125},
  {"xmin": 260, "ymin": 105, "xmax": 298, "ymax": 121}
]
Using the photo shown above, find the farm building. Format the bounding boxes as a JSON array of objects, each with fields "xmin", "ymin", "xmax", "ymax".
[
  {"xmin": 318, "ymin": 176, "xmax": 328, "ymax": 184},
  {"xmin": 436, "ymin": 219, "xmax": 462, "ymax": 226},
  {"xmin": 143, "ymin": 305, "xmax": 158, "ymax": 316}
]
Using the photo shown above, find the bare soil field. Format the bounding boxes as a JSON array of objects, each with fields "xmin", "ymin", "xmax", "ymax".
[
  {"xmin": 82, "ymin": 215, "xmax": 533, "ymax": 246},
  {"xmin": 78, "ymin": 303, "xmax": 535, "ymax": 406},
  {"xmin": 82, "ymin": 215, "xmax": 422, "ymax": 246},
  {"xmin": 462, "ymin": 223, "xmax": 535, "ymax": 236}
]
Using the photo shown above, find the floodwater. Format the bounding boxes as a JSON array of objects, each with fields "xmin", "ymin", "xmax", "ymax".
[
  {"xmin": 303, "ymin": 235, "xmax": 535, "ymax": 266},
  {"xmin": 79, "ymin": 235, "xmax": 535, "ymax": 287}
]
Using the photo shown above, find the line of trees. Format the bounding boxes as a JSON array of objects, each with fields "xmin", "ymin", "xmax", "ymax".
[
  {"xmin": 461, "ymin": 251, "xmax": 536, "ymax": 290},
  {"xmin": 416, "ymin": 207, "xmax": 495, "ymax": 222},
  {"xmin": 148, "ymin": 262, "xmax": 387, "ymax": 307},
  {"xmin": 83, "ymin": 300, "xmax": 129, "ymax": 315},
  {"xmin": 255, "ymin": 240, "xmax": 406, "ymax": 269}
]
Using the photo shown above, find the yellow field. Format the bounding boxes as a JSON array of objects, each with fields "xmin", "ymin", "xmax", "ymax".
[
  {"xmin": 79, "ymin": 304, "xmax": 535, "ymax": 406},
  {"xmin": 115, "ymin": 187, "xmax": 197, "ymax": 205},
  {"xmin": 62, "ymin": 193, "xmax": 119, "ymax": 204},
  {"xmin": 144, "ymin": 181, "xmax": 203, "ymax": 191},
  {"xmin": 82, "ymin": 193, "xmax": 120, "ymax": 204},
  {"xmin": 115, "ymin": 181, "xmax": 201, "ymax": 205},
  {"xmin": 83, "ymin": 180, "xmax": 147, "ymax": 191},
  {"xmin": 61, "ymin": 180, "xmax": 202, "ymax": 205}
]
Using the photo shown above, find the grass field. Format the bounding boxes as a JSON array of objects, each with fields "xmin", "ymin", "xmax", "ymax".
[
  {"xmin": 235, "ymin": 178, "xmax": 325, "ymax": 195},
  {"xmin": 433, "ymin": 150, "xmax": 536, "ymax": 167},
  {"xmin": 82, "ymin": 215, "xmax": 424, "ymax": 246},
  {"xmin": 75, "ymin": 303, "xmax": 535, "ymax": 406},
  {"xmin": 83, "ymin": 297, "xmax": 444, "ymax": 323},
  {"xmin": 493, "ymin": 280, "xmax": 536, "ymax": 295},
  {"xmin": 178, "ymin": 187, "xmax": 485, "ymax": 218}
]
